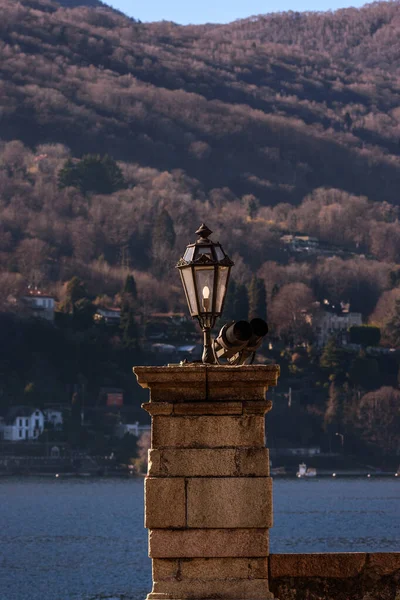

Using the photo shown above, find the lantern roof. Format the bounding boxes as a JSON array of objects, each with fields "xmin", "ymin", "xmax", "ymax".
[{"xmin": 176, "ymin": 224, "xmax": 234, "ymax": 268}]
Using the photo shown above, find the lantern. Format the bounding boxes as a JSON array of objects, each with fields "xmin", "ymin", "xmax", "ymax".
[{"xmin": 177, "ymin": 224, "xmax": 234, "ymax": 363}]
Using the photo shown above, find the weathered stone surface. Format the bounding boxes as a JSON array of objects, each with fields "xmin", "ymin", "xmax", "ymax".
[
  {"xmin": 187, "ymin": 477, "xmax": 273, "ymax": 528},
  {"xmin": 152, "ymin": 558, "xmax": 269, "ymax": 581},
  {"xmin": 237, "ymin": 447, "xmax": 270, "ymax": 476},
  {"xmin": 152, "ymin": 415, "xmax": 265, "ymax": 448},
  {"xmin": 182, "ymin": 558, "xmax": 269, "ymax": 580},
  {"xmin": 134, "ymin": 364, "xmax": 280, "ymax": 403},
  {"xmin": 173, "ymin": 402, "xmax": 243, "ymax": 415},
  {"xmin": 368, "ymin": 552, "xmax": 400, "ymax": 575},
  {"xmin": 269, "ymin": 552, "xmax": 400, "ymax": 600},
  {"xmin": 148, "ymin": 447, "xmax": 270, "ymax": 477},
  {"xmin": 142, "ymin": 402, "xmax": 174, "ymax": 416},
  {"xmin": 148, "ymin": 448, "xmax": 237, "ymax": 477},
  {"xmin": 270, "ymin": 553, "xmax": 367, "ymax": 578},
  {"xmin": 145, "ymin": 478, "xmax": 186, "ymax": 529},
  {"xmin": 151, "ymin": 577, "xmax": 272, "ymax": 599},
  {"xmin": 243, "ymin": 400, "xmax": 273, "ymax": 415},
  {"xmin": 152, "ymin": 559, "xmax": 180, "ymax": 581},
  {"xmin": 149, "ymin": 528, "xmax": 270, "ymax": 558}
]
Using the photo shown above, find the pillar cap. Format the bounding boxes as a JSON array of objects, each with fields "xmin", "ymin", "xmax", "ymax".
[{"xmin": 134, "ymin": 364, "xmax": 280, "ymax": 403}]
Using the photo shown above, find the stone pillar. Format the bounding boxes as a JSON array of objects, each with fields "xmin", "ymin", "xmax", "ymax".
[{"xmin": 134, "ymin": 364, "xmax": 280, "ymax": 600}]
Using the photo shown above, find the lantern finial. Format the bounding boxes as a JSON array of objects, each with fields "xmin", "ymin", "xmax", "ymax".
[{"xmin": 195, "ymin": 224, "xmax": 212, "ymax": 240}]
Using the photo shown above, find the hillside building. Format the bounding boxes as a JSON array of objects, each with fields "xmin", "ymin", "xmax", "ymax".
[
  {"xmin": 1, "ymin": 407, "xmax": 45, "ymax": 441},
  {"xmin": 21, "ymin": 289, "xmax": 56, "ymax": 322},
  {"xmin": 310, "ymin": 310, "xmax": 362, "ymax": 347}
]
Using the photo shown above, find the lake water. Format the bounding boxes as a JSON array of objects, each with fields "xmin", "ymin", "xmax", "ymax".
[{"xmin": 1, "ymin": 477, "xmax": 399, "ymax": 600}]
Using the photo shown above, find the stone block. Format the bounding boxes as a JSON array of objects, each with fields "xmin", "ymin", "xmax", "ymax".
[
  {"xmin": 269, "ymin": 552, "xmax": 367, "ymax": 578},
  {"xmin": 152, "ymin": 557, "xmax": 269, "ymax": 581},
  {"xmin": 145, "ymin": 478, "xmax": 186, "ymax": 528},
  {"xmin": 179, "ymin": 558, "xmax": 269, "ymax": 580},
  {"xmin": 148, "ymin": 448, "xmax": 238, "ymax": 477},
  {"xmin": 151, "ymin": 578, "xmax": 271, "ymax": 599},
  {"xmin": 237, "ymin": 447, "xmax": 270, "ymax": 476},
  {"xmin": 149, "ymin": 528, "xmax": 270, "ymax": 558},
  {"xmin": 152, "ymin": 415, "xmax": 265, "ymax": 448},
  {"xmin": 187, "ymin": 477, "xmax": 273, "ymax": 528},
  {"xmin": 368, "ymin": 552, "xmax": 400, "ymax": 575},
  {"xmin": 152, "ymin": 559, "xmax": 179, "ymax": 581}
]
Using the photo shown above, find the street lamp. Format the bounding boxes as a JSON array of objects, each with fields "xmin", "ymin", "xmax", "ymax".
[{"xmin": 177, "ymin": 224, "xmax": 234, "ymax": 364}]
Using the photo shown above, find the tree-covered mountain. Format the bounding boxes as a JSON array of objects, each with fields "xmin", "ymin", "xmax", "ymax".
[{"xmin": 1, "ymin": 0, "xmax": 400, "ymax": 206}]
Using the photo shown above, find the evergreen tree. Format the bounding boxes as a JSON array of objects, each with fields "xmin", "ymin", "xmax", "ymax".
[
  {"xmin": 57, "ymin": 158, "xmax": 80, "ymax": 189},
  {"xmin": 248, "ymin": 276, "xmax": 267, "ymax": 321},
  {"xmin": 120, "ymin": 307, "xmax": 139, "ymax": 349},
  {"xmin": 58, "ymin": 154, "xmax": 124, "ymax": 195},
  {"xmin": 153, "ymin": 209, "xmax": 176, "ymax": 250},
  {"xmin": 234, "ymin": 282, "xmax": 250, "ymax": 322},
  {"xmin": 62, "ymin": 276, "xmax": 88, "ymax": 314},
  {"xmin": 349, "ymin": 325, "xmax": 381, "ymax": 347},
  {"xmin": 120, "ymin": 275, "xmax": 139, "ymax": 349},
  {"xmin": 320, "ymin": 336, "xmax": 345, "ymax": 381},
  {"xmin": 123, "ymin": 274, "xmax": 137, "ymax": 300}
]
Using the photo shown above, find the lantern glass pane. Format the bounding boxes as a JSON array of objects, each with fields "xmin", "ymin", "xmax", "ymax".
[
  {"xmin": 184, "ymin": 246, "xmax": 195, "ymax": 262},
  {"xmin": 215, "ymin": 246, "xmax": 225, "ymax": 261},
  {"xmin": 216, "ymin": 266, "xmax": 229, "ymax": 313},
  {"xmin": 195, "ymin": 246, "xmax": 213, "ymax": 260},
  {"xmin": 181, "ymin": 268, "xmax": 198, "ymax": 316},
  {"xmin": 195, "ymin": 267, "xmax": 215, "ymax": 313}
]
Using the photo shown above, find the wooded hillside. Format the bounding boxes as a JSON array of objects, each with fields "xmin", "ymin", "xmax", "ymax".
[
  {"xmin": 1, "ymin": 0, "xmax": 400, "ymax": 206},
  {"xmin": 1, "ymin": 0, "xmax": 400, "ymax": 325}
]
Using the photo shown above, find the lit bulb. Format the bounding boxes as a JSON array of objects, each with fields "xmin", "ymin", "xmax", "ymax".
[{"xmin": 202, "ymin": 285, "xmax": 210, "ymax": 311}]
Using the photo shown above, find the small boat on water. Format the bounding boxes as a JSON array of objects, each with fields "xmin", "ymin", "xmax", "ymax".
[
  {"xmin": 296, "ymin": 462, "xmax": 317, "ymax": 478},
  {"xmin": 271, "ymin": 466, "xmax": 287, "ymax": 476}
]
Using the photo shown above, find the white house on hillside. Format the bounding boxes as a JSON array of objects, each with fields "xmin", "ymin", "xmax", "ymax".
[
  {"xmin": 22, "ymin": 289, "xmax": 56, "ymax": 322},
  {"xmin": 310, "ymin": 310, "xmax": 362, "ymax": 347},
  {"xmin": 1, "ymin": 407, "xmax": 45, "ymax": 441}
]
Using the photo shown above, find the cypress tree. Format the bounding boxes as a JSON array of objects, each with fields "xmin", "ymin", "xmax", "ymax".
[
  {"xmin": 153, "ymin": 209, "xmax": 176, "ymax": 250},
  {"xmin": 234, "ymin": 283, "xmax": 250, "ymax": 322},
  {"xmin": 120, "ymin": 308, "xmax": 138, "ymax": 349},
  {"xmin": 120, "ymin": 274, "xmax": 139, "ymax": 349},
  {"xmin": 248, "ymin": 276, "xmax": 267, "ymax": 321},
  {"xmin": 123, "ymin": 274, "xmax": 137, "ymax": 301}
]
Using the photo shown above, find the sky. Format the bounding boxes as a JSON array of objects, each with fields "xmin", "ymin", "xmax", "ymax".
[{"xmin": 105, "ymin": 0, "xmax": 372, "ymax": 25}]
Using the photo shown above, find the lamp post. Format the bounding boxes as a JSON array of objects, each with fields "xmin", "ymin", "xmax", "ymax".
[{"xmin": 177, "ymin": 224, "xmax": 234, "ymax": 364}]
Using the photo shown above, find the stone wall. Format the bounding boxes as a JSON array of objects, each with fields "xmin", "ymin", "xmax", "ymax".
[{"xmin": 269, "ymin": 553, "xmax": 400, "ymax": 600}]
